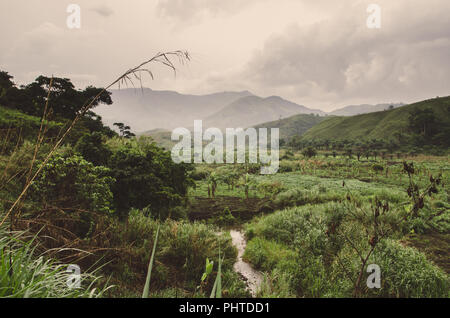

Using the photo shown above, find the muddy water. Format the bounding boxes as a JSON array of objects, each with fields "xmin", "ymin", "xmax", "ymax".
[{"xmin": 229, "ymin": 230, "xmax": 263, "ymax": 297}]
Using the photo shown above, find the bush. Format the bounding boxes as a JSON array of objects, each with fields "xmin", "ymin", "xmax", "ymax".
[
  {"xmin": 243, "ymin": 237, "xmax": 297, "ymax": 271},
  {"xmin": 74, "ymin": 132, "xmax": 111, "ymax": 166},
  {"xmin": 107, "ymin": 138, "xmax": 193, "ymax": 219},
  {"xmin": 111, "ymin": 212, "xmax": 239, "ymax": 294},
  {"xmin": 244, "ymin": 237, "xmax": 329, "ymax": 297},
  {"xmin": 279, "ymin": 161, "xmax": 296, "ymax": 173},
  {"xmin": 32, "ymin": 153, "xmax": 114, "ymax": 215},
  {"xmin": 215, "ymin": 207, "xmax": 236, "ymax": 226},
  {"xmin": 372, "ymin": 164, "xmax": 384, "ymax": 174},
  {"xmin": 302, "ymin": 147, "xmax": 317, "ymax": 158},
  {"xmin": 369, "ymin": 239, "xmax": 449, "ymax": 298},
  {"xmin": 190, "ymin": 169, "xmax": 209, "ymax": 181}
]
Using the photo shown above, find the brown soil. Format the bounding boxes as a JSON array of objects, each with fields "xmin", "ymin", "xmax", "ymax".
[
  {"xmin": 188, "ymin": 196, "xmax": 274, "ymax": 221},
  {"xmin": 402, "ymin": 232, "xmax": 450, "ymax": 274}
]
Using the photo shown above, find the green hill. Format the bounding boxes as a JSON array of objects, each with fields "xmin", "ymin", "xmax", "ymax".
[
  {"xmin": 254, "ymin": 113, "xmax": 327, "ymax": 141},
  {"xmin": 141, "ymin": 128, "xmax": 175, "ymax": 150},
  {"xmin": 0, "ymin": 105, "xmax": 63, "ymax": 141},
  {"xmin": 302, "ymin": 96, "xmax": 450, "ymax": 145}
]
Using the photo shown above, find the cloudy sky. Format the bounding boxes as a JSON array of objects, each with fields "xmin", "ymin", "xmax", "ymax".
[{"xmin": 0, "ymin": 0, "xmax": 449, "ymax": 111}]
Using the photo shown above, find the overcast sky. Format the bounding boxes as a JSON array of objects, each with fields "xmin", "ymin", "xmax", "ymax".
[{"xmin": 0, "ymin": 0, "xmax": 449, "ymax": 111}]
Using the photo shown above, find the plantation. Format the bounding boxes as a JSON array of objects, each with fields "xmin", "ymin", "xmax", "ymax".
[{"xmin": 0, "ymin": 62, "xmax": 449, "ymax": 299}]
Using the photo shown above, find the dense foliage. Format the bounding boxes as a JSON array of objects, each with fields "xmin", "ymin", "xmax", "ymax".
[{"xmin": 106, "ymin": 138, "xmax": 193, "ymax": 219}]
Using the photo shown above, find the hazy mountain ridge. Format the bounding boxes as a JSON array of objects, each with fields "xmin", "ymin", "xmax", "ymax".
[
  {"xmin": 94, "ymin": 87, "xmax": 407, "ymax": 134},
  {"xmin": 204, "ymin": 95, "xmax": 324, "ymax": 129},
  {"xmin": 94, "ymin": 88, "xmax": 253, "ymax": 132},
  {"xmin": 329, "ymin": 103, "xmax": 405, "ymax": 116},
  {"xmin": 94, "ymin": 88, "xmax": 324, "ymax": 132}
]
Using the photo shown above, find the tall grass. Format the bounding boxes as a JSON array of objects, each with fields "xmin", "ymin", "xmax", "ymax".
[{"xmin": 0, "ymin": 228, "xmax": 111, "ymax": 298}]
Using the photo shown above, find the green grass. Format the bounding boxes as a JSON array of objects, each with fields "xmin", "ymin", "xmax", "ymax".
[
  {"xmin": 107, "ymin": 211, "xmax": 249, "ymax": 297},
  {"xmin": 0, "ymin": 105, "xmax": 63, "ymax": 140},
  {"xmin": 302, "ymin": 96, "xmax": 450, "ymax": 143},
  {"xmin": 244, "ymin": 203, "xmax": 449, "ymax": 298},
  {"xmin": 254, "ymin": 114, "xmax": 326, "ymax": 141},
  {"xmin": 0, "ymin": 228, "xmax": 111, "ymax": 298}
]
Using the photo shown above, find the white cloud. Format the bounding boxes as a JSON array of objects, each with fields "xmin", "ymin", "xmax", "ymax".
[{"xmin": 0, "ymin": 0, "xmax": 449, "ymax": 111}]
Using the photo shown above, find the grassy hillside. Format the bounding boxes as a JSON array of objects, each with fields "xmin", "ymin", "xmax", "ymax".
[
  {"xmin": 329, "ymin": 103, "xmax": 405, "ymax": 116},
  {"xmin": 302, "ymin": 97, "xmax": 450, "ymax": 142},
  {"xmin": 0, "ymin": 105, "xmax": 63, "ymax": 151},
  {"xmin": 141, "ymin": 128, "xmax": 175, "ymax": 150},
  {"xmin": 0, "ymin": 105, "xmax": 62, "ymax": 131},
  {"xmin": 254, "ymin": 113, "xmax": 327, "ymax": 141}
]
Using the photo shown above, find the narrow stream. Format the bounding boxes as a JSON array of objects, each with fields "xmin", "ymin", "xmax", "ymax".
[{"xmin": 229, "ymin": 229, "xmax": 263, "ymax": 297}]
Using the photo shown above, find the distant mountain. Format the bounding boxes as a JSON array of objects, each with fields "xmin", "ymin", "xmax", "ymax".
[
  {"xmin": 94, "ymin": 88, "xmax": 253, "ymax": 132},
  {"xmin": 94, "ymin": 89, "xmax": 324, "ymax": 133},
  {"xmin": 204, "ymin": 95, "xmax": 324, "ymax": 129},
  {"xmin": 302, "ymin": 97, "xmax": 450, "ymax": 143},
  {"xmin": 253, "ymin": 113, "xmax": 327, "ymax": 141},
  {"xmin": 329, "ymin": 103, "xmax": 405, "ymax": 116}
]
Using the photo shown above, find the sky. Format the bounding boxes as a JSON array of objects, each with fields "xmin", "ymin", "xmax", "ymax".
[{"xmin": 0, "ymin": 0, "xmax": 449, "ymax": 111}]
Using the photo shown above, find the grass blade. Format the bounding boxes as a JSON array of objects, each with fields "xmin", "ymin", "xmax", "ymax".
[
  {"xmin": 215, "ymin": 252, "xmax": 222, "ymax": 298},
  {"xmin": 210, "ymin": 248, "xmax": 223, "ymax": 298},
  {"xmin": 142, "ymin": 223, "xmax": 160, "ymax": 298}
]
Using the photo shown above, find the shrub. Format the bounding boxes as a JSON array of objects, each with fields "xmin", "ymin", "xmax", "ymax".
[
  {"xmin": 107, "ymin": 138, "xmax": 193, "ymax": 219},
  {"xmin": 369, "ymin": 239, "xmax": 449, "ymax": 298},
  {"xmin": 190, "ymin": 169, "xmax": 209, "ymax": 181},
  {"xmin": 372, "ymin": 164, "xmax": 384, "ymax": 174},
  {"xmin": 74, "ymin": 132, "xmax": 111, "ymax": 166},
  {"xmin": 243, "ymin": 237, "xmax": 297, "ymax": 271},
  {"xmin": 112, "ymin": 212, "xmax": 238, "ymax": 294},
  {"xmin": 32, "ymin": 153, "xmax": 114, "ymax": 215},
  {"xmin": 215, "ymin": 207, "xmax": 236, "ymax": 226},
  {"xmin": 302, "ymin": 147, "xmax": 317, "ymax": 158}
]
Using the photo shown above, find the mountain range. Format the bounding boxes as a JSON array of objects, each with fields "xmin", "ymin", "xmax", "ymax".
[{"xmin": 93, "ymin": 88, "xmax": 401, "ymax": 133}]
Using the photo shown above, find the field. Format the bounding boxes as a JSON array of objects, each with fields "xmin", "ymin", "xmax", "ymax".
[
  {"xmin": 186, "ymin": 150, "xmax": 449, "ymax": 297},
  {"xmin": 0, "ymin": 70, "xmax": 448, "ymax": 298}
]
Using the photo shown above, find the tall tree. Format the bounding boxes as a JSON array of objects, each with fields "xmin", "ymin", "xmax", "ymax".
[{"xmin": 408, "ymin": 108, "xmax": 437, "ymax": 139}]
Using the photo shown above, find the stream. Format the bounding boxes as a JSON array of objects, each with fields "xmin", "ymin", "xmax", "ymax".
[{"xmin": 229, "ymin": 230, "xmax": 263, "ymax": 297}]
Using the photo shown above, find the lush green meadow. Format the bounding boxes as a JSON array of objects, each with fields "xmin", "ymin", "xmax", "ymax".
[{"xmin": 187, "ymin": 150, "xmax": 449, "ymax": 297}]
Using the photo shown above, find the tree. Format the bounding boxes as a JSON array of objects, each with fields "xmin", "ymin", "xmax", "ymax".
[
  {"xmin": 114, "ymin": 122, "xmax": 136, "ymax": 139},
  {"xmin": 107, "ymin": 139, "xmax": 193, "ymax": 219},
  {"xmin": 0, "ymin": 71, "xmax": 14, "ymax": 91},
  {"xmin": 75, "ymin": 132, "xmax": 112, "ymax": 166},
  {"xmin": 408, "ymin": 108, "xmax": 437, "ymax": 139},
  {"xmin": 345, "ymin": 148, "xmax": 353, "ymax": 159},
  {"xmin": 302, "ymin": 146, "xmax": 317, "ymax": 158},
  {"xmin": 1, "ymin": 75, "xmax": 112, "ymax": 119}
]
